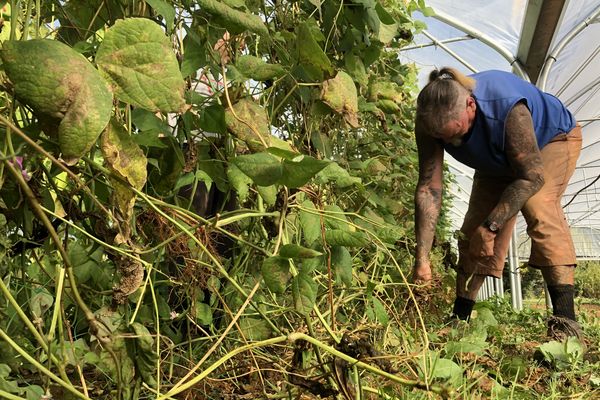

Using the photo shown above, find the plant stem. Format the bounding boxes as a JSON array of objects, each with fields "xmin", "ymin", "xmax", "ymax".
[
  {"xmin": 1, "ymin": 155, "xmax": 97, "ymax": 330},
  {"xmin": 0, "ymin": 327, "xmax": 90, "ymax": 400},
  {"xmin": 0, "ymin": 275, "xmax": 70, "ymax": 381},
  {"xmin": 159, "ymin": 332, "xmax": 451, "ymax": 400},
  {"xmin": 169, "ymin": 281, "xmax": 261, "ymax": 393}
]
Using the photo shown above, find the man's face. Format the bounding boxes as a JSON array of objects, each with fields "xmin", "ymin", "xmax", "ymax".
[{"xmin": 433, "ymin": 96, "xmax": 476, "ymax": 147}]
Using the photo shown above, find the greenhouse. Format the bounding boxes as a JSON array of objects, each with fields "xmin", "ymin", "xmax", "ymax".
[{"xmin": 0, "ymin": 1, "xmax": 598, "ymax": 399}]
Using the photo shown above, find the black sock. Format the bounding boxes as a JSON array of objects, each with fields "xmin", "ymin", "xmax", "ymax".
[
  {"xmin": 452, "ymin": 297, "xmax": 475, "ymax": 321},
  {"xmin": 547, "ymin": 284, "xmax": 576, "ymax": 321}
]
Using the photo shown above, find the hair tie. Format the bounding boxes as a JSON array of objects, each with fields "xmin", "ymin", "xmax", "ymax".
[{"xmin": 438, "ymin": 73, "xmax": 453, "ymax": 80}]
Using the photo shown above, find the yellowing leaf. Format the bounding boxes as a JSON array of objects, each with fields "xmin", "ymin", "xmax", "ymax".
[
  {"xmin": 96, "ymin": 18, "xmax": 185, "ymax": 113},
  {"xmin": 101, "ymin": 119, "xmax": 148, "ymax": 242},
  {"xmin": 225, "ymin": 98, "xmax": 271, "ymax": 152},
  {"xmin": 321, "ymin": 71, "xmax": 359, "ymax": 128}
]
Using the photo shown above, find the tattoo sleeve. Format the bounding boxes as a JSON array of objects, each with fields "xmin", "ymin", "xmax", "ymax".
[
  {"xmin": 414, "ymin": 119, "xmax": 444, "ymax": 263},
  {"xmin": 487, "ymin": 102, "xmax": 544, "ymax": 227}
]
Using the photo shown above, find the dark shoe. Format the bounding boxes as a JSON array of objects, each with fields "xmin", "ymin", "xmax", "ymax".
[{"xmin": 547, "ymin": 316, "xmax": 584, "ymax": 343}]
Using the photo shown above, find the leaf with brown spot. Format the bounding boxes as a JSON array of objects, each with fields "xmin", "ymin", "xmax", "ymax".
[
  {"xmin": 0, "ymin": 39, "xmax": 113, "ymax": 164},
  {"xmin": 96, "ymin": 18, "xmax": 186, "ymax": 113},
  {"xmin": 225, "ymin": 98, "xmax": 271, "ymax": 152},
  {"xmin": 101, "ymin": 119, "xmax": 148, "ymax": 242},
  {"xmin": 320, "ymin": 71, "xmax": 359, "ymax": 128}
]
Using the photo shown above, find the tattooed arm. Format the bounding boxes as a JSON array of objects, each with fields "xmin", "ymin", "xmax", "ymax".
[
  {"xmin": 487, "ymin": 102, "xmax": 545, "ymax": 227},
  {"xmin": 413, "ymin": 117, "xmax": 445, "ymax": 281}
]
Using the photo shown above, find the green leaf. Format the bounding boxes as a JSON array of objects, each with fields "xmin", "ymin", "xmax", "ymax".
[
  {"xmin": 130, "ymin": 323, "xmax": 158, "ymax": 387},
  {"xmin": 261, "ymin": 256, "xmax": 291, "ymax": 294},
  {"xmin": 131, "ymin": 108, "xmax": 171, "ymax": 133},
  {"xmin": 325, "ymin": 229, "xmax": 369, "ymax": 247},
  {"xmin": 299, "ymin": 200, "xmax": 322, "ymax": 245},
  {"xmin": 372, "ymin": 297, "xmax": 389, "ymax": 326},
  {"xmin": 320, "ymin": 71, "xmax": 359, "ymax": 127},
  {"xmin": 344, "ymin": 54, "xmax": 368, "ymax": 87},
  {"xmin": 69, "ymin": 242, "xmax": 101, "ymax": 284},
  {"xmin": 195, "ymin": 302, "xmax": 213, "ymax": 325},
  {"xmin": 315, "ymin": 163, "xmax": 361, "ymax": 187},
  {"xmin": 537, "ymin": 337, "xmax": 584, "ymax": 370},
  {"xmin": 296, "ymin": 21, "xmax": 333, "ymax": 81},
  {"xmin": 444, "ymin": 340, "xmax": 487, "ymax": 358},
  {"xmin": 280, "ymin": 156, "xmax": 330, "ymax": 188},
  {"xmin": 24, "ymin": 385, "xmax": 45, "ymax": 400},
  {"xmin": 331, "ymin": 246, "xmax": 352, "ymax": 286},
  {"xmin": 324, "ymin": 204, "xmax": 351, "ymax": 231},
  {"xmin": 292, "ymin": 268, "xmax": 317, "ymax": 315},
  {"xmin": 0, "ymin": 365, "xmax": 19, "ymax": 393},
  {"xmin": 310, "ymin": 130, "xmax": 332, "ymax": 158},
  {"xmin": 239, "ymin": 317, "xmax": 272, "ymax": 340},
  {"xmin": 422, "ymin": 6, "xmax": 436, "ymax": 17},
  {"xmin": 199, "ymin": 104, "xmax": 227, "ymax": 134},
  {"xmin": 280, "ymin": 244, "xmax": 323, "ymax": 259},
  {"xmin": 257, "ymin": 185, "xmax": 278, "ymax": 206},
  {"xmin": 235, "ymin": 55, "xmax": 285, "ymax": 81},
  {"xmin": 375, "ymin": 3, "xmax": 399, "ymax": 43},
  {"xmin": 227, "ymin": 163, "xmax": 253, "ymax": 201},
  {"xmin": 232, "ymin": 152, "xmax": 282, "ymax": 186},
  {"xmin": 146, "ymin": 0, "xmax": 176, "ymax": 33},
  {"xmin": 181, "ymin": 28, "xmax": 207, "ymax": 77},
  {"xmin": 96, "ymin": 18, "xmax": 186, "ymax": 113},
  {"xmin": 199, "ymin": 0, "xmax": 269, "ymax": 36},
  {"xmin": 429, "ymin": 358, "xmax": 463, "ymax": 384}
]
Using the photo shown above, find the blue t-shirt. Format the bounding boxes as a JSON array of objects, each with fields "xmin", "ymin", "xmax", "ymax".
[{"xmin": 442, "ymin": 70, "xmax": 576, "ymax": 175}]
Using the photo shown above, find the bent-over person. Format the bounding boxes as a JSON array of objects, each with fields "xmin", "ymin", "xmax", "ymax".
[{"xmin": 412, "ymin": 67, "xmax": 583, "ymax": 340}]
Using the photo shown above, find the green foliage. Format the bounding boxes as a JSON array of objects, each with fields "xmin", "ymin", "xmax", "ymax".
[
  {"xmin": 575, "ymin": 260, "xmax": 600, "ymax": 298},
  {"xmin": 0, "ymin": 1, "xmax": 595, "ymax": 400}
]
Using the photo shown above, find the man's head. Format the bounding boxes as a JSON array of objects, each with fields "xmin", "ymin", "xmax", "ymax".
[{"xmin": 417, "ymin": 67, "xmax": 477, "ymax": 146}]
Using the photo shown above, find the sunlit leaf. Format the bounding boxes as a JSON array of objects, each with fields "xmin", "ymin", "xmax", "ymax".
[
  {"xmin": 96, "ymin": 18, "xmax": 186, "ymax": 113},
  {"xmin": 225, "ymin": 98, "xmax": 271, "ymax": 152},
  {"xmin": 321, "ymin": 71, "xmax": 359, "ymax": 127},
  {"xmin": 198, "ymin": 0, "xmax": 269, "ymax": 36},
  {"xmin": 0, "ymin": 39, "xmax": 113, "ymax": 164}
]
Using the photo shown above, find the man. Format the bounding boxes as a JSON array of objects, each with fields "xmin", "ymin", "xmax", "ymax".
[{"xmin": 412, "ymin": 67, "xmax": 583, "ymax": 339}]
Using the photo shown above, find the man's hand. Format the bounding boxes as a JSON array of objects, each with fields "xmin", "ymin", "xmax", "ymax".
[
  {"xmin": 469, "ymin": 225, "xmax": 496, "ymax": 258},
  {"xmin": 412, "ymin": 260, "xmax": 433, "ymax": 282}
]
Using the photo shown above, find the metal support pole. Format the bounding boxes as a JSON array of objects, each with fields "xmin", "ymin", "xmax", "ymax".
[{"xmin": 508, "ymin": 229, "xmax": 523, "ymax": 310}]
